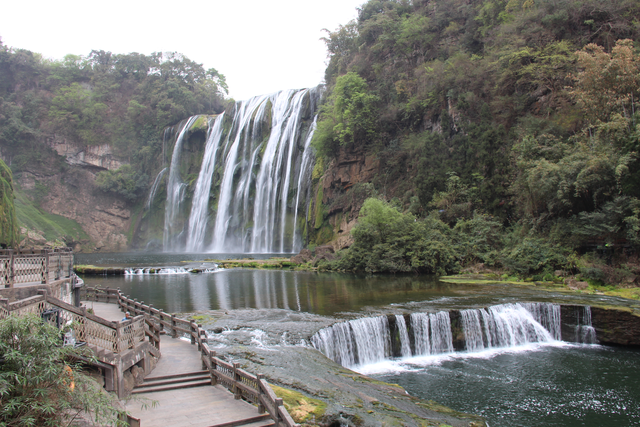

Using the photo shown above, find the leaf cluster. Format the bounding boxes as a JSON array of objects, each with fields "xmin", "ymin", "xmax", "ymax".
[{"xmin": 0, "ymin": 314, "xmax": 126, "ymax": 426}]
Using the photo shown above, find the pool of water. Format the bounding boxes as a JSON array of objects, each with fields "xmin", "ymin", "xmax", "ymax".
[
  {"xmin": 372, "ymin": 344, "xmax": 640, "ymax": 427},
  {"xmin": 76, "ymin": 253, "xmax": 640, "ymax": 426}
]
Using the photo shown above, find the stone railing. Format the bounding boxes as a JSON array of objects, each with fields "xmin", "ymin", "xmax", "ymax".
[
  {"xmin": 0, "ymin": 248, "xmax": 74, "ymax": 288},
  {"xmin": 82, "ymin": 287, "xmax": 298, "ymax": 427}
]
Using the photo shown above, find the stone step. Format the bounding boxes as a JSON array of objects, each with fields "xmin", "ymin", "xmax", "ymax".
[
  {"xmin": 209, "ymin": 414, "xmax": 275, "ymax": 427},
  {"xmin": 132, "ymin": 378, "xmax": 212, "ymax": 394},
  {"xmin": 143, "ymin": 370, "xmax": 209, "ymax": 383},
  {"xmin": 136, "ymin": 373, "xmax": 210, "ymax": 389}
]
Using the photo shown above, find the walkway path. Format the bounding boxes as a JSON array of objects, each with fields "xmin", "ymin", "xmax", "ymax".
[{"xmin": 85, "ymin": 302, "xmax": 268, "ymax": 427}]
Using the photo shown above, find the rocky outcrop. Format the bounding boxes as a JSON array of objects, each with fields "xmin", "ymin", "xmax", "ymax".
[
  {"xmin": 590, "ymin": 307, "xmax": 640, "ymax": 346},
  {"xmin": 321, "ymin": 151, "xmax": 379, "ymax": 206},
  {"xmin": 48, "ymin": 138, "xmax": 126, "ymax": 171},
  {"xmin": 17, "ymin": 166, "xmax": 131, "ymax": 252}
]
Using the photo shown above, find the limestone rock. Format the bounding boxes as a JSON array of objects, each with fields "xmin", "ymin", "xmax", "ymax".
[{"xmin": 566, "ymin": 278, "xmax": 588, "ymax": 290}]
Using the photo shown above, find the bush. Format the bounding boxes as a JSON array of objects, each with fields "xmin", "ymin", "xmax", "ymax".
[
  {"xmin": 0, "ymin": 314, "xmax": 126, "ymax": 426},
  {"xmin": 95, "ymin": 164, "xmax": 148, "ymax": 201},
  {"xmin": 329, "ymin": 198, "xmax": 460, "ymax": 274},
  {"xmin": 501, "ymin": 237, "xmax": 567, "ymax": 275}
]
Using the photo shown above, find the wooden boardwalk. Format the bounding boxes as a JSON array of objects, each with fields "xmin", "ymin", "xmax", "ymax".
[{"xmin": 88, "ymin": 302, "xmax": 270, "ymax": 427}]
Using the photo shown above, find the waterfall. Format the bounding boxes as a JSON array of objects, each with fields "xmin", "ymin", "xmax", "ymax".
[
  {"xmin": 312, "ymin": 312, "xmax": 453, "ymax": 367},
  {"xmin": 395, "ymin": 315, "xmax": 412, "ymax": 358},
  {"xmin": 163, "ymin": 116, "xmax": 199, "ymax": 250},
  {"xmin": 292, "ymin": 117, "xmax": 317, "ymax": 252},
  {"xmin": 146, "ymin": 167, "xmax": 167, "ymax": 210},
  {"xmin": 575, "ymin": 306, "xmax": 597, "ymax": 344},
  {"xmin": 460, "ymin": 303, "xmax": 559, "ymax": 352},
  {"xmin": 311, "ymin": 303, "xmax": 572, "ymax": 368},
  {"xmin": 185, "ymin": 114, "xmax": 225, "ymax": 252},
  {"xmin": 428, "ymin": 311, "xmax": 455, "ymax": 354},
  {"xmin": 161, "ymin": 88, "xmax": 320, "ymax": 253}
]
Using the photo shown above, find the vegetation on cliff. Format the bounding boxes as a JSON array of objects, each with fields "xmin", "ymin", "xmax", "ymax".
[
  {"xmin": 0, "ymin": 41, "xmax": 228, "ymax": 248},
  {"xmin": 0, "ymin": 158, "xmax": 18, "ymax": 247},
  {"xmin": 312, "ymin": 0, "xmax": 640, "ymax": 285}
]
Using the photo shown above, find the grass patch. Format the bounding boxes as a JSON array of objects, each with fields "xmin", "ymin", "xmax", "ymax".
[
  {"xmin": 14, "ymin": 186, "xmax": 90, "ymax": 243},
  {"xmin": 270, "ymin": 384, "xmax": 327, "ymax": 424}
]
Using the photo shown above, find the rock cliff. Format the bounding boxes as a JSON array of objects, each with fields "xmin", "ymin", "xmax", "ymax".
[{"xmin": 14, "ymin": 140, "xmax": 132, "ymax": 252}]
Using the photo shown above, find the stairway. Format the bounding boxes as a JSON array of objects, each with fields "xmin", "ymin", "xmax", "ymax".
[
  {"xmin": 132, "ymin": 370, "xmax": 211, "ymax": 394},
  {"xmin": 209, "ymin": 414, "xmax": 275, "ymax": 427}
]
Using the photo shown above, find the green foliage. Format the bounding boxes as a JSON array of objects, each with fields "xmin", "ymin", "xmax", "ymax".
[
  {"xmin": 0, "ymin": 159, "xmax": 19, "ymax": 247},
  {"xmin": 0, "ymin": 44, "xmax": 227, "ymax": 176},
  {"xmin": 0, "ymin": 314, "xmax": 126, "ymax": 426},
  {"xmin": 312, "ymin": 72, "xmax": 380, "ymax": 157},
  {"xmin": 330, "ymin": 198, "xmax": 460, "ymax": 274},
  {"xmin": 500, "ymin": 237, "xmax": 567, "ymax": 275},
  {"xmin": 95, "ymin": 165, "xmax": 148, "ymax": 201}
]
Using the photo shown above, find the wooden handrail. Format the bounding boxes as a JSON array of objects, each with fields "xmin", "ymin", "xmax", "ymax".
[
  {"xmin": 83, "ymin": 286, "xmax": 299, "ymax": 427},
  {"xmin": 0, "ymin": 249, "xmax": 74, "ymax": 288}
]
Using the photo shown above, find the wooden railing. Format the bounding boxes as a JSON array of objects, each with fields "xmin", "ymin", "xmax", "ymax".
[
  {"xmin": 0, "ymin": 291, "xmax": 152, "ymax": 355},
  {"xmin": 83, "ymin": 287, "xmax": 298, "ymax": 427},
  {"xmin": 0, "ymin": 248, "xmax": 74, "ymax": 288}
]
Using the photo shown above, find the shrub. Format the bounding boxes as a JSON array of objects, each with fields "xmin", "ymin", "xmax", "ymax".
[{"xmin": 0, "ymin": 314, "xmax": 126, "ymax": 426}]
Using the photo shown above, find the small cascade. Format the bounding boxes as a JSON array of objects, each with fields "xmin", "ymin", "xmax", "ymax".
[
  {"xmin": 124, "ymin": 265, "xmax": 219, "ymax": 275},
  {"xmin": 146, "ymin": 167, "xmax": 167, "ymax": 210},
  {"xmin": 460, "ymin": 303, "xmax": 558, "ymax": 352},
  {"xmin": 311, "ymin": 312, "xmax": 454, "ymax": 367},
  {"xmin": 523, "ymin": 302, "xmax": 562, "ymax": 340},
  {"xmin": 395, "ymin": 315, "xmax": 412, "ymax": 358},
  {"xmin": 311, "ymin": 303, "xmax": 571, "ymax": 368},
  {"xmin": 575, "ymin": 306, "xmax": 597, "ymax": 344}
]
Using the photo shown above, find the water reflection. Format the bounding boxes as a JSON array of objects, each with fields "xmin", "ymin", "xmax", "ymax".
[{"xmin": 82, "ymin": 270, "xmax": 456, "ymax": 315}]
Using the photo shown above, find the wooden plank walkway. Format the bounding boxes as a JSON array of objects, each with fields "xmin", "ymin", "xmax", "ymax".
[{"xmin": 86, "ymin": 302, "xmax": 266, "ymax": 427}]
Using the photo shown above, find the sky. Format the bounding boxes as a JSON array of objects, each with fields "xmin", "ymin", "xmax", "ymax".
[{"xmin": 0, "ymin": 0, "xmax": 363, "ymax": 100}]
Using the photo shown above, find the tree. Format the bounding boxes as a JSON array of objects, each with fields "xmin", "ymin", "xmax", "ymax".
[{"xmin": 0, "ymin": 314, "xmax": 126, "ymax": 426}]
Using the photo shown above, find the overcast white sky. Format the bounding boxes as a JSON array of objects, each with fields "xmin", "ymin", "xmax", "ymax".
[{"xmin": 0, "ymin": 0, "xmax": 363, "ymax": 100}]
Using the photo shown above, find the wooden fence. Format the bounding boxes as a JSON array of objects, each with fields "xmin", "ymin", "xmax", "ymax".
[
  {"xmin": 0, "ymin": 248, "xmax": 74, "ymax": 288},
  {"xmin": 82, "ymin": 287, "xmax": 298, "ymax": 427},
  {"xmin": 0, "ymin": 290, "xmax": 156, "ymax": 355}
]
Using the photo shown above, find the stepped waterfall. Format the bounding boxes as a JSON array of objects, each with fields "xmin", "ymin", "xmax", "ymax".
[
  {"xmin": 158, "ymin": 88, "xmax": 321, "ymax": 253},
  {"xmin": 311, "ymin": 303, "xmax": 597, "ymax": 368}
]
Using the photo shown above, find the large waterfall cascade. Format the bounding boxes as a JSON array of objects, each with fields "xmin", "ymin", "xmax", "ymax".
[
  {"xmin": 160, "ymin": 88, "xmax": 321, "ymax": 253},
  {"xmin": 311, "ymin": 303, "xmax": 597, "ymax": 368}
]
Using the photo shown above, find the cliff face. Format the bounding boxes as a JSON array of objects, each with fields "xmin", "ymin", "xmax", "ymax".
[{"xmin": 13, "ymin": 139, "xmax": 132, "ymax": 252}]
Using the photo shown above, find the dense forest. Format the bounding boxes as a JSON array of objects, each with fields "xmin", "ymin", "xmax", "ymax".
[
  {"xmin": 0, "ymin": 45, "xmax": 228, "ymax": 246},
  {"xmin": 309, "ymin": 0, "xmax": 640, "ymax": 286},
  {"xmin": 1, "ymin": 0, "xmax": 640, "ymax": 288}
]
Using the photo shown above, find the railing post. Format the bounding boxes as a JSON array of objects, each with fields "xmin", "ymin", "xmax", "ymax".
[
  {"xmin": 170, "ymin": 314, "xmax": 177, "ymax": 338},
  {"xmin": 190, "ymin": 321, "xmax": 196, "ymax": 346},
  {"xmin": 233, "ymin": 362, "xmax": 241, "ymax": 400},
  {"xmin": 80, "ymin": 306, "xmax": 87, "ymax": 342},
  {"xmin": 42, "ymin": 250, "xmax": 49, "ymax": 284},
  {"xmin": 257, "ymin": 374, "xmax": 266, "ymax": 414},
  {"xmin": 115, "ymin": 322, "xmax": 122, "ymax": 353},
  {"xmin": 210, "ymin": 351, "xmax": 217, "ymax": 386},
  {"xmin": 275, "ymin": 398, "xmax": 284, "ymax": 426},
  {"xmin": 8, "ymin": 250, "xmax": 14, "ymax": 288}
]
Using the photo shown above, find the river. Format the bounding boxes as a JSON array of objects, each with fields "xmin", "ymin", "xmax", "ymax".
[{"xmin": 77, "ymin": 253, "xmax": 640, "ymax": 427}]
